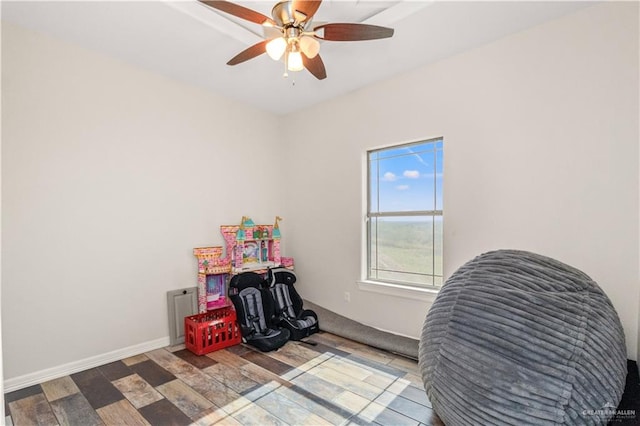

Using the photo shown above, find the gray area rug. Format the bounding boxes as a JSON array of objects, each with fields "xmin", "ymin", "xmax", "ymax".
[{"xmin": 304, "ymin": 300, "xmax": 419, "ymax": 360}]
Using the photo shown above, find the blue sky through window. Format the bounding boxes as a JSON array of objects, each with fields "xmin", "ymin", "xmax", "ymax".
[{"xmin": 370, "ymin": 140, "xmax": 443, "ymax": 215}]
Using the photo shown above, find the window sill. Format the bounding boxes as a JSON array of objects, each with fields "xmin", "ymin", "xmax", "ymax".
[{"xmin": 357, "ymin": 280, "xmax": 440, "ymax": 302}]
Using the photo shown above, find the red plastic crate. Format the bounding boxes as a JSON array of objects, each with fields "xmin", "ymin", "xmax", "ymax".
[{"xmin": 185, "ymin": 306, "xmax": 242, "ymax": 355}]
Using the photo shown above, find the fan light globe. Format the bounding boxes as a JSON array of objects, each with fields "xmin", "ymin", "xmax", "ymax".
[
  {"xmin": 266, "ymin": 37, "xmax": 287, "ymax": 60},
  {"xmin": 287, "ymin": 51, "xmax": 304, "ymax": 71},
  {"xmin": 299, "ymin": 36, "xmax": 320, "ymax": 58}
]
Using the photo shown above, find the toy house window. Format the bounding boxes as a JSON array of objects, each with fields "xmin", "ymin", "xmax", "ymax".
[{"xmin": 367, "ymin": 138, "xmax": 443, "ymax": 288}]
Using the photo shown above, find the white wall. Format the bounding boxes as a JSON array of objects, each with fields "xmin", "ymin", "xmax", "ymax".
[
  {"xmin": 1, "ymin": 23, "xmax": 284, "ymax": 381},
  {"xmin": 0, "ymin": 12, "xmax": 5, "ymax": 420},
  {"xmin": 638, "ymin": 0, "xmax": 640, "ymax": 373},
  {"xmin": 2, "ymin": 0, "xmax": 638, "ymax": 387},
  {"xmin": 283, "ymin": 2, "xmax": 640, "ymax": 358}
]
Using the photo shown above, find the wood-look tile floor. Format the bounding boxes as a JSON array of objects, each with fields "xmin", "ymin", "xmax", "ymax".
[{"xmin": 4, "ymin": 332, "xmax": 434, "ymax": 426}]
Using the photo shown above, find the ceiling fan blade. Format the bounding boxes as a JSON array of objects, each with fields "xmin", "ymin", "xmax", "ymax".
[
  {"xmin": 292, "ymin": 0, "xmax": 322, "ymax": 22},
  {"xmin": 227, "ymin": 40, "xmax": 268, "ymax": 66},
  {"xmin": 313, "ymin": 23, "xmax": 394, "ymax": 41},
  {"xmin": 199, "ymin": 1, "xmax": 276, "ymax": 26},
  {"xmin": 302, "ymin": 53, "xmax": 327, "ymax": 80}
]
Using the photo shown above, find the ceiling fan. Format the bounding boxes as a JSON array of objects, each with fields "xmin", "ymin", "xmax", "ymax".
[{"xmin": 198, "ymin": 0, "xmax": 394, "ymax": 80}]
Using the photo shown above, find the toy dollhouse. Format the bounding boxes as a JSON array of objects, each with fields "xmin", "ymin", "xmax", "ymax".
[{"xmin": 192, "ymin": 216, "xmax": 294, "ymax": 313}]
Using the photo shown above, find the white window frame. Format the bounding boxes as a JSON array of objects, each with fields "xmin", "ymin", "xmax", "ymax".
[{"xmin": 360, "ymin": 138, "xmax": 443, "ymax": 297}]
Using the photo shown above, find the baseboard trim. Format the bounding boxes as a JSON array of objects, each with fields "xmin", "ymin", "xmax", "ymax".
[{"xmin": 4, "ymin": 336, "xmax": 171, "ymax": 393}]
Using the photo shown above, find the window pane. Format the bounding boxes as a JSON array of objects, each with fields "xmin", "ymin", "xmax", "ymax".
[
  {"xmin": 367, "ymin": 138, "xmax": 443, "ymax": 289},
  {"xmin": 373, "ymin": 149, "xmax": 436, "ymax": 212},
  {"xmin": 368, "ymin": 216, "xmax": 442, "ymax": 286}
]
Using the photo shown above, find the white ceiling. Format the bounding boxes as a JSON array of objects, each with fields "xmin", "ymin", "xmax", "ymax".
[{"xmin": 2, "ymin": 1, "xmax": 595, "ymax": 115}]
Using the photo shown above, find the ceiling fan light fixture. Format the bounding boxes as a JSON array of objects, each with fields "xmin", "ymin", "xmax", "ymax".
[
  {"xmin": 198, "ymin": 0, "xmax": 394, "ymax": 80},
  {"xmin": 287, "ymin": 50, "xmax": 304, "ymax": 71},
  {"xmin": 266, "ymin": 37, "xmax": 287, "ymax": 60},
  {"xmin": 299, "ymin": 36, "xmax": 320, "ymax": 58}
]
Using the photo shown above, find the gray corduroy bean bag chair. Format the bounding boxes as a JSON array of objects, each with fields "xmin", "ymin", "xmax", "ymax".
[{"xmin": 419, "ymin": 249, "xmax": 626, "ymax": 425}]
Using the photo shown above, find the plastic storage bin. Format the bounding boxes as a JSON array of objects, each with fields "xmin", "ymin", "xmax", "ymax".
[{"xmin": 185, "ymin": 306, "xmax": 242, "ymax": 355}]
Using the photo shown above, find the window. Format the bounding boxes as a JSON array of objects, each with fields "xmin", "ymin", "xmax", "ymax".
[{"xmin": 367, "ymin": 138, "xmax": 443, "ymax": 288}]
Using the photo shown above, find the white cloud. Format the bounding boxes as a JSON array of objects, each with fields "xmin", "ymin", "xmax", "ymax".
[
  {"xmin": 382, "ymin": 172, "xmax": 397, "ymax": 181},
  {"xmin": 396, "ymin": 185, "xmax": 409, "ymax": 191},
  {"xmin": 403, "ymin": 170, "xmax": 420, "ymax": 179}
]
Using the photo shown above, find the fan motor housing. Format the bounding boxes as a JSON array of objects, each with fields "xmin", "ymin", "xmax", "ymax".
[{"xmin": 272, "ymin": 1, "xmax": 306, "ymax": 27}]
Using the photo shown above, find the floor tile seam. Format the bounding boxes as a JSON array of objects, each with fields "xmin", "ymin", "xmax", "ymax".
[
  {"xmin": 306, "ymin": 370, "xmax": 389, "ymax": 402},
  {"xmin": 125, "ymin": 391, "xmax": 167, "ymax": 410},
  {"xmin": 129, "ymin": 359, "xmax": 179, "ymax": 387},
  {"xmin": 282, "ymin": 381, "xmax": 360, "ymax": 423},
  {"xmin": 281, "ymin": 365, "xmax": 313, "ymax": 382},
  {"xmin": 199, "ymin": 362, "xmax": 259, "ymax": 395},
  {"xmin": 342, "ymin": 354, "xmax": 407, "ymax": 378},
  {"xmin": 260, "ymin": 378, "xmax": 353, "ymax": 425},
  {"xmin": 110, "ymin": 372, "xmax": 169, "ymax": 409},
  {"xmin": 138, "ymin": 397, "xmax": 196, "ymax": 426},
  {"xmin": 211, "ymin": 389, "xmax": 258, "ymax": 418},
  {"xmin": 9, "ymin": 391, "xmax": 61, "ymax": 426},
  {"xmin": 351, "ymin": 352, "xmax": 395, "ymax": 367},
  {"xmin": 392, "ymin": 387, "xmax": 432, "ymax": 409},
  {"xmin": 380, "ymin": 403, "xmax": 432, "ymax": 424},
  {"xmin": 184, "ymin": 397, "xmax": 227, "ymax": 422},
  {"xmin": 70, "ymin": 369, "xmax": 132, "ymax": 411},
  {"xmin": 252, "ymin": 389, "xmax": 320, "ymax": 425},
  {"xmin": 203, "ymin": 352, "xmax": 245, "ymax": 369},
  {"xmin": 193, "ymin": 383, "xmax": 245, "ymax": 413},
  {"xmin": 229, "ymin": 401, "xmax": 294, "ymax": 426},
  {"xmin": 97, "ymin": 363, "xmax": 127, "ymax": 382},
  {"xmin": 48, "ymin": 392, "xmax": 104, "ymax": 426},
  {"xmin": 122, "ymin": 354, "xmax": 150, "ymax": 367},
  {"xmin": 220, "ymin": 398, "xmax": 271, "ymax": 424},
  {"xmin": 41, "ymin": 386, "xmax": 82, "ymax": 404},
  {"xmin": 390, "ymin": 361, "xmax": 421, "ymax": 372},
  {"xmin": 372, "ymin": 389, "xmax": 432, "ymax": 424},
  {"xmin": 403, "ymin": 374, "xmax": 426, "ymax": 389},
  {"xmin": 236, "ymin": 364, "xmax": 283, "ymax": 387},
  {"xmin": 263, "ymin": 353, "xmax": 308, "ymax": 372},
  {"xmin": 238, "ymin": 362, "xmax": 293, "ymax": 387},
  {"xmin": 238, "ymin": 353, "xmax": 292, "ymax": 376},
  {"xmin": 295, "ymin": 352, "xmax": 338, "ymax": 379},
  {"xmin": 126, "ymin": 366, "xmax": 224, "ymax": 417},
  {"xmin": 364, "ymin": 407, "xmax": 422, "ymax": 426},
  {"xmin": 347, "ymin": 374, "xmax": 411, "ymax": 424},
  {"xmin": 310, "ymin": 364, "xmax": 386, "ymax": 393},
  {"xmin": 156, "ymin": 349, "xmax": 230, "ymax": 394},
  {"xmin": 336, "ymin": 355, "xmax": 398, "ymax": 373},
  {"xmin": 290, "ymin": 349, "xmax": 336, "ymax": 370},
  {"xmin": 337, "ymin": 389, "xmax": 385, "ymax": 423},
  {"xmin": 154, "ymin": 375, "xmax": 222, "ymax": 416},
  {"xmin": 303, "ymin": 354, "xmax": 377, "ymax": 381},
  {"xmin": 4, "ymin": 384, "xmax": 46, "ymax": 417}
]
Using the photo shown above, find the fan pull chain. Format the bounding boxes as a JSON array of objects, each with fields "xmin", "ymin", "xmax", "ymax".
[
  {"xmin": 283, "ymin": 52, "xmax": 289, "ymax": 78},
  {"xmin": 282, "ymin": 54, "xmax": 296, "ymax": 85}
]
